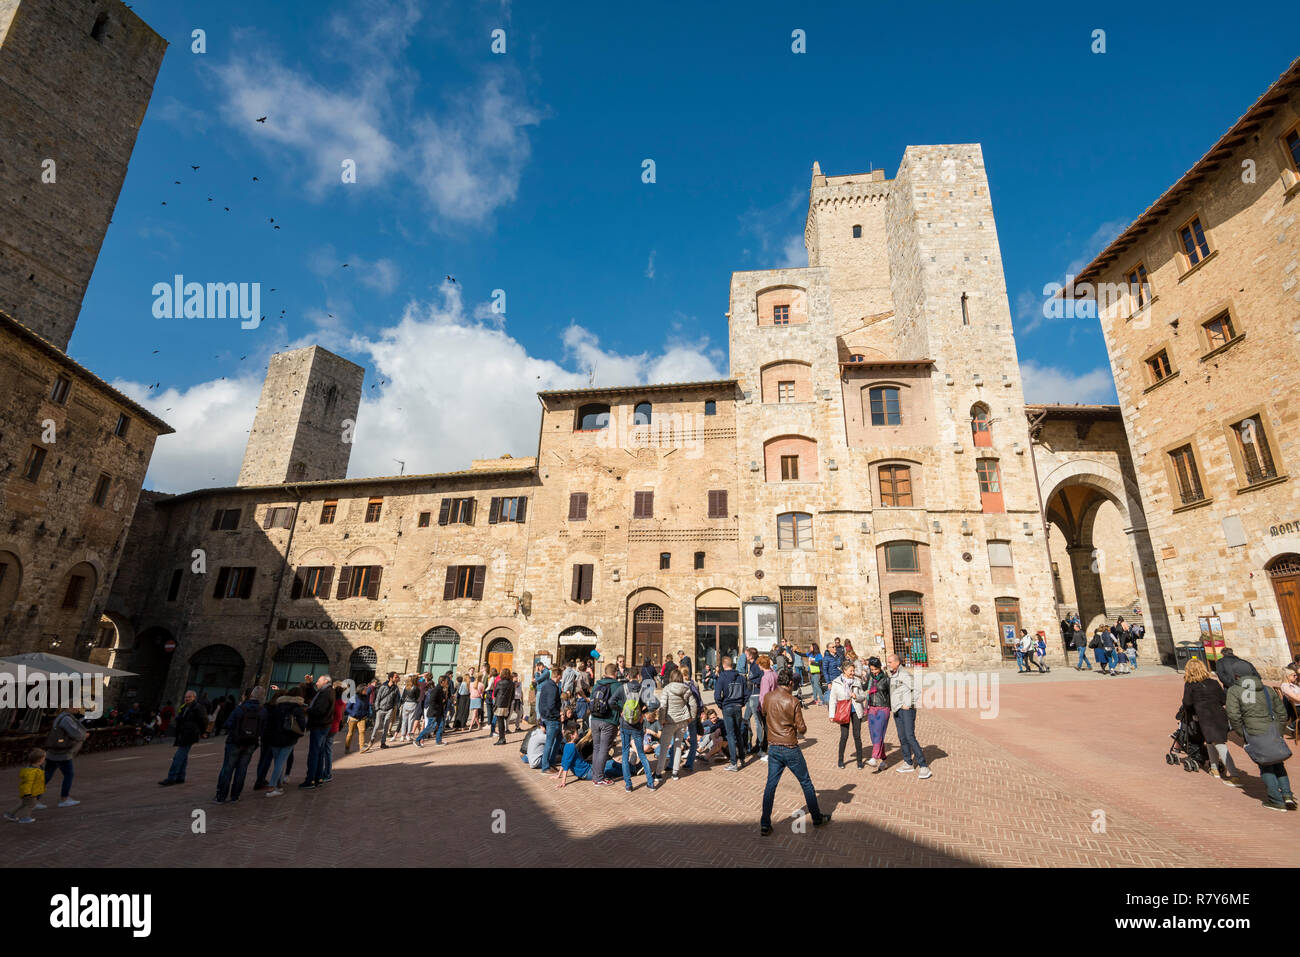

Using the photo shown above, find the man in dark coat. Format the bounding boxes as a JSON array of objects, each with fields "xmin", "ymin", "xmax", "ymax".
[
  {"xmin": 159, "ymin": 690, "xmax": 207, "ymax": 786},
  {"xmin": 300, "ymin": 675, "xmax": 336, "ymax": 789},
  {"xmin": 1215, "ymin": 649, "xmax": 1260, "ymax": 692}
]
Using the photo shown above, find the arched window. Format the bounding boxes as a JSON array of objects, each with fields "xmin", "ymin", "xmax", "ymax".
[
  {"xmin": 868, "ymin": 386, "xmax": 901, "ymax": 426},
  {"xmin": 91, "ymin": 12, "xmax": 109, "ymax": 42},
  {"xmin": 420, "ymin": 627, "xmax": 460, "ymax": 674},
  {"xmin": 188, "ymin": 644, "xmax": 246, "ymax": 700},
  {"xmin": 852, "ymin": 225, "xmax": 863, "ymax": 238},
  {"xmin": 485, "ymin": 635, "xmax": 515, "ymax": 674},
  {"xmin": 777, "ymin": 512, "xmax": 813, "ymax": 550},
  {"xmin": 763, "ymin": 435, "xmax": 818, "ymax": 482},
  {"xmin": 350, "ymin": 646, "xmax": 378, "ymax": 684},
  {"xmin": 576, "ymin": 403, "xmax": 610, "ymax": 431},
  {"xmin": 971, "ymin": 404, "xmax": 992, "ymax": 447},
  {"xmin": 271, "ymin": 640, "xmax": 329, "ymax": 686},
  {"xmin": 848, "ymin": 354, "xmax": 866, "ymax": 362},
  {"xmin": 633, "ymin": 402, "xmax": 652, "ymax": 426}
]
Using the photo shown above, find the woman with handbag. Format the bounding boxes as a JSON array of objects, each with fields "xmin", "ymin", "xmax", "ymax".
[
  {"xmin": 43, "ymin": 707, "xmax": 87, "ymax": 807},
  {"xmin": 492, "ymin": 669, "xmax": 516, "ymax": 745},
  {"xmin": 1181, "ymin": 658, "xmax": 1242, "ymax": 786},
  {"xmin": 1225, "ymin": 672, "xmax": 1295, "ymax": 811},
  {"xmin": 828, "ymin": 660, "xmax": 866, "ymax": 769},
  {"xmin": 864, "ymin": 656, "xmax": 891, "ymax": 770}
]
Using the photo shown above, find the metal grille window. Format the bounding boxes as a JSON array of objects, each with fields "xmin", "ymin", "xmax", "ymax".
[
  {"xmin": 869, "ymin": 386, "xmax": 901, "ymax": 425},
  {"xmin": 1234, "ymin": 416, "xmax": 1277, "ymax": 485},
  {"xmin": 889, "ymin": 592, "xmax": 928, "ymax": 667},
  {"xmin": 1169, "ymin": 445, "xmax": 1205, "ymax": 505},
  {"xmin": 879, "ymin": 465, "xmax": 913, "ymax": 506}
]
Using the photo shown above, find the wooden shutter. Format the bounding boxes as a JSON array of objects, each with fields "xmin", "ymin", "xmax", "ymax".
[
  {"xmin": 438, "ymin": 499, "xmax": 452, "ymax": 525},
  {"xmin": 634, "ymin": 490, "xmax": 653, "ymax": 518},
  {"xmin": 569, "ymin": 492, "xmax": 587, "ymax": 521},
  {"xmin": 238, "ymin": 568, "xmax": 254, "ymax": 599},
  {"xmin": 708, "ymin": 490, "xmax": 727, "ymax": 517},
  {"xmin": 488, "ymin": 497, "xmax": 501, "ymax": 524},
  {"xmin": 443, "ymin": 566, "xmax": 457, "ymax": 601},
  {"xmin": 515, "ymin": 497, "xmax": 527, "ymax": 523},
  {"xmin": 366, "ymin": 566, "xmax": 383, "ymax": 600},
  {"xmin": 263, "ymin": 509, "xmax": 275, "ymax": 529},
  {"xmin": 465, "ymin": 498, "xmax": 476, "ymax": 525},
  {"xmin": 580, "ymin": 564, "xmax": 593, "ymax": 602},
  {"xmin": 571, "ymin": 565, "xmax": 582, "ymax": 602},
  {"xmin": 291, "ymin": 570, "xmax": 304, "ymax": 600},
  {"xmin": 213, "ymin": 567, "xmax": 230, "ymax": 599},
  {"xmin": 318, "ymin": 566, "xmax": 334, "ymax": 597},
  {"xmin": 471, "ymin": 565, "xmax": 486, "ymax": 601},
  {"xmin": 211, "ymin": 511, "xmax": 222, "ymax": 531},
  {"xmin": 337, "ymin": 566, "xmax": 353, "ymax": 600}
]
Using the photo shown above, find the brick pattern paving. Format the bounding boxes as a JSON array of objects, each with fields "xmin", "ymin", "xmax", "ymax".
[{"xmin": 5, "ymin": 670, "xmax": 1290, "ymax": 867}]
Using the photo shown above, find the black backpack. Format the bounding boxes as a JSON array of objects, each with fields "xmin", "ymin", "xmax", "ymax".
[
  {"xmin": 591, "ymin": 682, "xmax": 614, "ymax": 720},
  {"xmin": 234, "ymin": 706, "xmax": 261, "ymax": 745}
]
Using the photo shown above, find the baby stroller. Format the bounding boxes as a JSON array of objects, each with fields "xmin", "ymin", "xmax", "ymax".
[{"xmin": 1166, "ymin": 705, "xmax": 1208, "ymax": 772}]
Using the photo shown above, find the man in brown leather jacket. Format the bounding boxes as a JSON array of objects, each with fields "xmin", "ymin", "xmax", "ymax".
[{"xmin": 759, "ymin": 668, "xmax": 831, "ymax": 836}]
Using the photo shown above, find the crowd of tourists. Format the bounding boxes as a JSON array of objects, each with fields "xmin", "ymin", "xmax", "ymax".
[{"xmin": 1061, "ymin": 614, "xmax": 1145, "ymax": 675}]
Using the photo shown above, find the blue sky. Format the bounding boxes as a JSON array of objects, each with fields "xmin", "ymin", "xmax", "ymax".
[{"xmin": 71, "ymin": 0, "xmax": 1296, "ymax": 491}]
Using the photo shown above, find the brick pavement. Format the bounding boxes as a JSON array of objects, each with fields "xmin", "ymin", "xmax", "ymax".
[{"xmin": 4, "ymin": 669, "xmax": 1290, "ymax": 867}]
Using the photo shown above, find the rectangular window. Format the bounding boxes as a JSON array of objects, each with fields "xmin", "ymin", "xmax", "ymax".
[
  {"xmin": 869, "ymin": 386, "xmax": 902, "ymax": 426},
  {"xmin": 659, "ymin": 552, "xmax": 671, "ymax": 570},
  {"xmin": 262, "ymin": 506, "xmax": 293, "ymax": 529},
  {"xmin": 364, "ymin": 497, "xmax": 383, "ymax": 523},
  {"xmin": 772, "ymin": 304, "xmax": 790, "ymax": 325},
  {"xmin": 417, "ymin": 511, "xmax": 431, "ymax": 528},
  {"xmin": 335, "ymin": 565, "xmax": 382, "ymax": 600},
  {"xmin": 1179, "ymin": 216, "xmax": 1210, "ymax": 266},
  {"xmin": 50, "ymin": 376, "xmax": 71, "ymax": 404},
  {"xmin": 1169, "ymin": 445, "xmax": 1205, "ymax": 505},
  {"xmin": 976, "ymin": 459, "xmax": 1004, "ymax": 514},
  {"xmin": 1146, "ymin": 350, "xmax": 1173, "ymax": 384},
  {"xmin": 213, "ymin": 566, "xmax": 255, "ymax": 600},
  {"xmin": 884, "ymin": 542, "xmax": 919, "ymax": 572},
  {"xmin": 293, "ymin": 566, "xmax": 335, "ymax": 600},
  {"xmin": 92, "ymin": 473, "xmax": 111, "ymax": 507},
  {"xmin": 633, "ymin": 490, "xmax": 654, "ymax": 519},
  {"xmin": 1203, "ymin": 312, "xmax": 1237, "ymax": 351},
  {"xmin": 879, "ymin": 465, "xmax": 913, "ymax": 507},
  {"xmin": 488, "ymin": 496, "xmax": 528, "ymax": 524},
  {"xmin": 780, "ymin": 455, "xmax": 799, "ymax": 481},
  {"xmin": 319, "ymin": 500, "xmax": 337, "ymax": 524},
  {"xmin": 166, "ymin": 569, "xmax": 183, "ymax": 602},
  {"xmin": 777, "ymin": 512, "xmax": 813, "ymax": 550},
  {"xmin": 114, "ymin": 413, "xmax": 130, "ymax": 438},
  {"xmin": 23, "ymin": 445, "xmax": 46, "ymax": 482},
  {"xmin": 707, "ymin": 489, "xmax": 728, "ymax": 518},
  {"xmin": 62, "ymin": 574, "xmax": 86, "ymax": 609},
  {"xmin": 443, "ymin": 565, "xmax": 485, "ymax": 601},
  {"xmin": 211, "ymin": 508, "xmax": 241, "ymax": 531},
  {"xmin": 568, "ymin": 492, "xmax": 588, "ymax": 521},
  {"xmin": 1234, "ymin": 416, "xmax": 1277, "ymax": 486},
  {"xmin": 777, "ymin": 381, "xmax": 795, "ymax": 403},
  {"xmin": 1126, "ymin": 263, "xmax": 1151, "ymax": 311},
  {"xmin": 694, "ymin": 551, "xmax": 705, "ymax": 570},
  {"xmin": 570, "ymin": 564, "xmax": 594, "ymax": 603},
  {"xmin": 1287, "ymin": 127, "xmax": 1300, "ymax": 173},
  {"xmin": 438, "ymin": 497, "xmax": 475, "ymax": 525},
  {"xmin": 988, "ymin": 541, "xmax": 1013, "ymax": 567}
]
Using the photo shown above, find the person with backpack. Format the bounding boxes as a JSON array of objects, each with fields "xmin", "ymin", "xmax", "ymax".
[
  {"xmin": 159, "ymin": 690, "xmax": 207, "ymax": 787},
  {"xmin": 1226, "ymin": 672, "xmax": 1295, "ymax": 811},
  {"xmin": 656, "ymin": 668, "xmax": 699, "ymax": 782},
  {"xmin": 43, "ymin": 706, "xmax": 87, "ymax": 807},
  {"xmin": 344, "ymin": 684, "xmax": 371, "ymax": 754},
  {"xmin": 264, "ymin": 688, "xmax": 307, "ymax": 798},
  {"xmin": 713, "ymin": 655, "xmax": 748, "ymax": 771},
  {"xmin": 588, "ymin": 664, "xmax": 624, "ymax": 787},
  {"xmin": 415, "ymin": 675, "xmax": 451, "ymax": 747},
  {"xmin": 536, "ymin": 666, "xmax": 562, "ymax": 770},
  {"xmin": 364, "ymin": 673, "xmax": 400, "ymax": 752},
  {"xmin": 300, "ymin": 675, "xmax": 335, "ymax": 790},
  {"xmin": 215, "ymin": 687, "xmax": 265, "ymax": 804},
  {"xmin": 682, "ymin": 667, "xmax": 705, "ymax": 771},
  {"xmin": 618, "ymin": 671, "xmax": 656, "ymax": 792},
  {"xmin": 759, "ymin": 668, "xmax": 831, "ymax": 836}
]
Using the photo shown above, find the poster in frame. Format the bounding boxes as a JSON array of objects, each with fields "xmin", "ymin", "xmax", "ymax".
[{"xmin": 742, "ymin": 599, "xmax": 781, "ymax": 653}]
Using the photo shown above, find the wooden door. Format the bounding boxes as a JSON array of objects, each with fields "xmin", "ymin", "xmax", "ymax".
[
  {"xmin": 486, "ymin": 638, "xmax": 514, "ymax": 675},
  {"xmin": 779, "ymin": 587, "xmax": 818, "ymax": 649},
  {"xmin": 633, "ymin": 604, "xmax": 663, "ymax": 667},
  {"xmin": 1270, "ymin": 560, "xmax": 1300, "ymax": 661}
]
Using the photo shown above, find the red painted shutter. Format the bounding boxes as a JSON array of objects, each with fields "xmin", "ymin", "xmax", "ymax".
[
  {"xmin": 366, "ymin": 566, "xmax": 383, "ymax": 600},
  {"xmin": 213, "ymin": 567, "xmax": 230, "ymax": 599},
  {"xmin": 438, "ymin": 499, "xmax": 451, "ymax": 525},
  {"xmin": 443, "ymin": 566, "xmax": 457, "ymax": 601},
  {"xmin": 488, "ymin": 497, "xmax": 501, "ymax": 524},
  {"xmin": 515, "ymin": 497, "xmax": 527, "ymax": 523},
  {"xmin": 471, "ymin": 565, "xmax": 486, "ymax": 601},
  {"xmin": 336, "ymin": 566, "xmax": 353, "ymax": 600}
]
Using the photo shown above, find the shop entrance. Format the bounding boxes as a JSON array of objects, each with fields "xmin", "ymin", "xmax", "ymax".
[{"xmin": 695, "ymin": 609, "xmax": 739, "ymax": 675}]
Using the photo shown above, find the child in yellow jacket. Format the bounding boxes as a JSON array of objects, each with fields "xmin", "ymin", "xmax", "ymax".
[{"xmin": 5, "ymin": 748, "xmax": 45, "ymax": 824}]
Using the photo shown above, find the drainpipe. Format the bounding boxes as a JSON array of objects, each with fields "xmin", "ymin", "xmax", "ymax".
[{"xmin": 255, "ymin": 486, "xmax": 302, "ymax": 686}]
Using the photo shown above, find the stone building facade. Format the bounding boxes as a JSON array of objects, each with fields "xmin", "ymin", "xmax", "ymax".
[
  {"xmin": 0, "ymin": 0, "xmax": 166, "ymax": 351},
  {"xmin": 109, "ymin": 147, "xmax": 1088, "ymax": 704},
  {"xmin": 1067, "ymin": 57, "xmax": 1300, "ymax": 671}
]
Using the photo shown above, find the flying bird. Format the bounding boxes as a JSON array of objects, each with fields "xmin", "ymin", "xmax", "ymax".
[
  {"xmin": 207, "ymin": 197, "xmax": 213, "ymax": 202},
  {"xmin": 255, "ymin": 116, "xmax": 267, "ymax": 123},
  {"xmin": 252, "ymin": 176, "xmax": 259, "ymax": 182},
  {"xmin": 173, "ymin": 180, "xmax": 180, "ymax": 185},
  {"xmin": 191, "ymin": 165, "xmax": 199, "ymax": 171},
  {"xmin": 341, "ymin": 263, "xmax": 349, "ymax": 268},
  {"xmin": 273, "ymin": 225, "xmax": 280, "ymax": 230},
  {"xmin": 445, "ymin": 275, "xmax": 456, "ymax": 283},
  {"xmin": 240, "ymin": 355, "xmax": 247, "ymax": 360},
  {"xmin": 224, "ymin": 207, "xmax": 230, "ymax": 212},
  {"xmin": 152, "ymin": 350, "xmax": 159, "ymax": 354},
  {"xmin": 160, "ymin": 201, "xmax": 166, "ymax": 206}
]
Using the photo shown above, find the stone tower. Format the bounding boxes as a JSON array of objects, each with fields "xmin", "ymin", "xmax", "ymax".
[
  {"xmin": 0, "ymin": 0, "xmax": 166, "ymax": 350},
  {"xmin": 237, "ymin": 346, "xmax": 365, "ymax": 487},
  {"xmin": 804, "ymin": 162, "xmax": 894, "ymax": 332}
]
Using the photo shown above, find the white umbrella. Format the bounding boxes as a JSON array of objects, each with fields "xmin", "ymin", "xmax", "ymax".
[{"xmin": 0, "ymin": 652, "xmax": 136, "ymax": 678}]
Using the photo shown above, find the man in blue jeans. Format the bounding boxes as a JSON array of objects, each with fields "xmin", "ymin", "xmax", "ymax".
[
  {"xmin": 159, "ymin": 690, "xmax": 206, "ymax": 787},
  {"xmin": 713, "ymin": 656, "xmax": 748, "ymax": 771},
  {"xmin": 215, "ymin": 687, "xmax": 265, "ymax": 803},
  {"xmin": 536, "ymin": 666, "xmax": 563, "ymax": 770},
  {"xmin": 887, "ymin": 653, "xmax": 932, "ymax": 779},
  {"xmin": 759, "ymin": 668, "xmax": 830, "ymax": 835},
  {"xmin": 300, "ymin": 675, "xmax": 335, "ymax": 790},
  {"xmin": 821, "ymin": 639, "xmax": 845, "ymax": 703},
  {"xmin": 618, "ymin": 675, "xmax": 656, "ymax": 791},
  {"xmin": 742, "ymin": 648, "xmax": 764, "ymax": 755}
]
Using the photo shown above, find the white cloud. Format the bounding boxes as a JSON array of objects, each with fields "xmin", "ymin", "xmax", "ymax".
[
  {"xmin": 134, "ymin": 285, "xmax": 727, "ymax": 491},
  {"xmin": 1019, "ymin": 360, "xmax": 1117, "ymax": 405},
  {"xmin": 778, "ymin": 233, "xmax": 806, "ymax": 268},
  {"xmin": 645, "ymin": 250, "xmax": 656, "ymax": 279},
  {"xmin": 1065, "ymin": 218, "xmax": 1129, "ymax": 278}
]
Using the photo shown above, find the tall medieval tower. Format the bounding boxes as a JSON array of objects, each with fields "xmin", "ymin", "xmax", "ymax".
[
  {"xmin": 237, "ymin": 346, "xmax": 365, "ymax": 486},
  {"xmin": 0, "ymin": 0, "xmax": 165, "ymax": 350}
]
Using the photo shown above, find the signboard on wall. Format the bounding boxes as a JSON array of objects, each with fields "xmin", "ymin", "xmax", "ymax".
[{"xmin": 742, "ymin": 600, "xmax": 781, "ymax": 653}]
